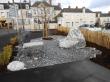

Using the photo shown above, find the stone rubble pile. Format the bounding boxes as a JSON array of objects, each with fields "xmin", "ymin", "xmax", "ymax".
[
  {"xmin": 12, "ymin": 36, "xmax": 101, "ymax": 70},
  {"xmin": 7, "ymin": 28, "xmax": 101, "ymax": 71}
]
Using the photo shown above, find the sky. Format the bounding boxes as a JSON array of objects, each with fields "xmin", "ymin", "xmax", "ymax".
[{"xmin": 1, "ymin": 0, "xmax": 110, "ymax": 13}]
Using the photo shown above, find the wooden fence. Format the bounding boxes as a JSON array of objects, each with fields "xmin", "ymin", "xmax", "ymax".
[{"xmin": 80, "ymin": 28, "xmax": 110, "ymax": 49}]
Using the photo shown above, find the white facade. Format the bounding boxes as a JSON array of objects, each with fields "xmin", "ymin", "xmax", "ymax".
[
  {"xmin": 58, "ymin": 8, "xmax": 96, "ymax": 28},
  {"xmin": 31, "ymin": 2, "xmax": 61, "ymax": 30},
  {"xmin": 31, "ymin": 6, "xmax": 55, "ymax": 22},
  {"xmin": 100, "ymin": 17, "xmax": 110, "ymax": 26},
  {"xmin": 0, "ymin": 3, "xmax": 34, "ymax": 30},
  {"xmin": 0, "ymin": 9, "xmax": 9, "ymax": 18}
]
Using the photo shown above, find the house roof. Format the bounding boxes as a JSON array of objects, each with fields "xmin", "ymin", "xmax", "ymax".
[
  {"xmin": 54, "ymin": 12, "xmax": 62, "ymax": 19},
  {"xmin": 100, "ymin": 13, "xmax": 110, "ymax": 17},
  {"xmin": 0, "ymin": 3, "xmax": 30, "ymax": 9},
  {"xmin": 32, "ymin": 1, "xmax": 62, "ymax": 10},
  {"xmin": 0, "ymin": 3, "xmax": 10, "ymax": 9},
  {"xmin": 32, "ymin": 1, "xmax": 52, "ymax": 7},
  {"xmin": 62, "ymin": 7, "xmax": 93, "ymax": 13},
  {"xmin": 52, "ymin": 5, "xmax": 61, "ymax": 10}
]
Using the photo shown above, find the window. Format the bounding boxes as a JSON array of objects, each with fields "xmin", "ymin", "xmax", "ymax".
[
  {"xmin": 24, "ymin": 19, "xmax": 31, "ymax": 25},
  {"xmin": 17, "ymin": 19, "xmax": 22, "ymax": 25},
  {"xmin": 72, "ymin": 22, "xmax": 74, "ymax": 26},
  {"xmin": 0, "ymin": 5, "xmax": 3, "ymax": 10},
  {"xmin": 7, "ymin": 12, "xmax": 9, "ymax": 18},
  {"xmin": 34, "ymin": 11, "xmax": 36, "ymax": 14},
  {"xmin": 26, "ymin": 5, "xmax": 29, "ymax": 9},
  {"xmin": 15, "ymin": 4, "xmax": 18, "ymax": 9},
  {"xmin": 107, "ymin": 18, "xmax": 109, "ymax": 22},
  {"xmin": 18, "ymin": 19, "xmax": 30, "ymax": 25},
  {"xmin": 1, "ymin": 12, "xmax": 4, "ymax": 15},
  {"xmin": 66, "ymin": 22, "xmax": 70, "ymax": 27}
]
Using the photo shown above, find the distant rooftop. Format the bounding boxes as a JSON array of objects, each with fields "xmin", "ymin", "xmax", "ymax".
[
  {"xmin": 52, "ymin": 5, "xmax": 62, "ymax": 10},
  {"xmin": 0, "ymin": 2, "xmax": 30, "ymax": 9},
  {"xmin": 100, "ymin": 13, "xmax": 110, "ymax": 17},
  {"xmin": 32, "ymin": 1, "xmax": 62, "ymax": 10},
  {"xmin": 32, "ymin": 1, "xmax": 52, "ymax": 7},
  {"xmin": 62, "ymin": 7, "xmax": 93, "ymax": 13}
]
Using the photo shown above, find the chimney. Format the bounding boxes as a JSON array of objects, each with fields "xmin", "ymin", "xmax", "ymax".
[
  {"xmin": 108, "ymin": 11, "xmax": 110, "ymax": 14},
  {"xmin": 29, "ymin": 0, "xmax": 31, "ymax": 6},
  {"xmin": 58, "ymin": 3, "xmax": 61, "ymax": 7},
  {"xmin": 23, "ymin": 0, "xmax": 27, "ymax": 3},
  {"xmin": 8, "ymin": 1, "xmax": 10, "ymax": 4},
  {"xmin": 49, "ymin": 0, "xmax": 52, "ymax": 5},
  {"xmin": 82, "ymin": 7, "xmax": 85, "ymax": 13},
  {"xmin": 76, "ymin": 6, "xmax": 78, "ymax": 9},
  {"xmin": 12, "ymin": 0, "xmax": 15, "ymax": 3},
  {"xmin": 68, "ymin": 5, "xmax": 71, "ymax": 8}
]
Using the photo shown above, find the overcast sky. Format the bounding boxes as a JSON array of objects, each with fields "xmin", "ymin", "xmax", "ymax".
[{"xmin": 1, "ymin": 0, "xmax": 110, "ymax": 13}]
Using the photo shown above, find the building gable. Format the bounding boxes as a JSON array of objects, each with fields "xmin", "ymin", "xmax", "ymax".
[{"xmin": 32, "ymin": 1, "xmax": 52, "ymax": 7}]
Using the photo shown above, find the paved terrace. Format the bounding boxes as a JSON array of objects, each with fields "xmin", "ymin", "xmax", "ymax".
[{"xmin": 0, "ymin": 60, "xmax": 110, "ymax": 82}]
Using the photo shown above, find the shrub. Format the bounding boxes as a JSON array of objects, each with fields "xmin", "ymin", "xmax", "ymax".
[
  {"xmin": 56, "ymin": 26, "xmax": 69, "ymax": 36},
  {"xmin": 0, "ymin": 45, "xmax": 13, "ymax": 65},
  {"xmin": 10, "ymin": 36, "xmax": 18, "ymax": 46}
]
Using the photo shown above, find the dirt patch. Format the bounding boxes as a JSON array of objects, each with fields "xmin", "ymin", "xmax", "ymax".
[{"xmin": 87, "ymin": 41, "xmax": 110, "ymax": 69}]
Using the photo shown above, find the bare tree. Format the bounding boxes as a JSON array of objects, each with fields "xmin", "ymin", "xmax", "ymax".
[{"xmin": 36, "ymin": 1, "xmax": 53, "ymax": 39}]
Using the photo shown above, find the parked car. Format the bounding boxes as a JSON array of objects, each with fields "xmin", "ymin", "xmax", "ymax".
[
  {"xmin": 105, "ymin": 23, "xmax": 110, "ymax": 29},
  {"xmin": 79, "ymin": 24, "xmax": 95, "ymax": 28},
  {"xmin": 79, "ymin": 24, "xmax": 102, "ymax": 31}
]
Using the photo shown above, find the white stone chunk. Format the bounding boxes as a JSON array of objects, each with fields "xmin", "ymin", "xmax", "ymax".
[
  {"xmin": 23, "ymin": 42, "xmax": 43, "ymax": 48},
  {"xmin": 7, "ymin": 61, "xmax": 25, "ymax": 71},
  {"xmin": 59, "ymin": 27, "xmax": 86, "ymax": 48}
]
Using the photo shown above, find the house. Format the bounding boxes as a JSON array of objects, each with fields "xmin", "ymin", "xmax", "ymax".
[
  {"xmin": 0, "ymin": 2, "xmax": 31, "ymax": 30},
  {"xmin": 8, "ymin": 2, "xmax": 31, "ymax": 30},
  {"xmin": 58, "ymin": 6, "xmax": 96, "ymax": 28},
  {"xmin": 0, "ymin": 3, "xmax": 10, "ymax": 18},
  {"xmin": 100, "ymin": 13, "xmax": 110, "ymax": 27},
  {"xmin": 95, "ymin": 11, "xmax": 110, "ymax": 29},
  {"xmin": 31, "ymin": 1, "xmax": 62, "ymax": 30}
]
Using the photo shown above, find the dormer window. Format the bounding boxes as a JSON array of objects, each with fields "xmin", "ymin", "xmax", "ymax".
[
  {"xmin": 26, "ymin": 4, "xmax": 29, "ymax": 9},
  {"xmin": 0, "ymin": 5, "xmax": 4, "ymax": 10},
  {"xmin": 15, "ymin": 4, "xmax": 19, "ymax": 9}
]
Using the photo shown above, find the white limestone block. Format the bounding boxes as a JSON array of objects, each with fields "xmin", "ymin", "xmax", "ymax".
[
  {"xmin": 59, "ymin": 27, "xmax": 86, "ymax": 48},
  {"xmin": 23, "ymin": 42, "xmax": 43, "ymax": 48},
  {"xmin": 7, "ymin": 61, "xmax": 25, "ymax": 71}
]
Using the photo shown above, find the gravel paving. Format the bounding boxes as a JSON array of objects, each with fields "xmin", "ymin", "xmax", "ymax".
[{"xmin": 14, "ymin": 36, "xmax": 101, "ymax": 69}]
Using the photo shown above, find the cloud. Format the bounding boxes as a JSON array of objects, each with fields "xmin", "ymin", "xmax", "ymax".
[
  {"xmin": 89, "ymin": 0, "xmax": 110, "ymax": 8},
  {"xmin": 91, "ymin": 6, "xmax": 110, "ymax": 13}
]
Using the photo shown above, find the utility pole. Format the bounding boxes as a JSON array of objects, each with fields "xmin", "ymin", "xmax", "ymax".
[
  {"xmin": 18, "ymin": 0, "xmax": 25, "ymax": 46},
  {"xmin": 20, "ymin": 0, "xmax": 25, "ymax": 30},
  {"xmin": 42, "ymin": 0, "xmax": 52, "ymax": 39}
]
